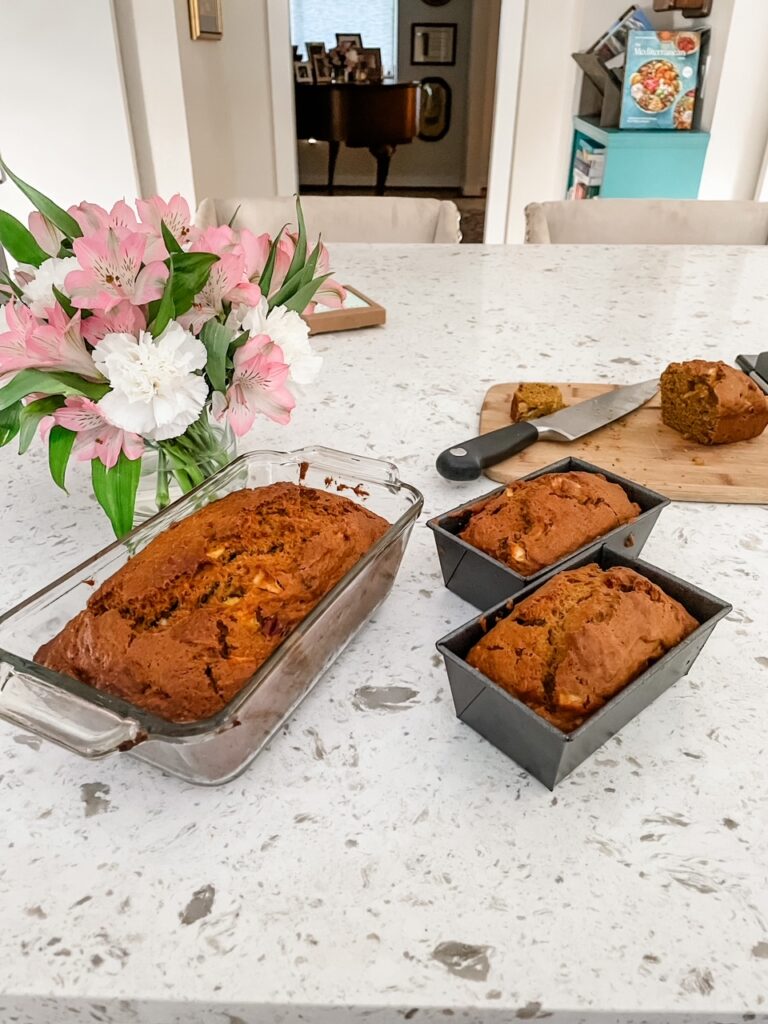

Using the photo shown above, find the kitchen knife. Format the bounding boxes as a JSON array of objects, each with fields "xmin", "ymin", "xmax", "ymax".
[
  {"xmin": 736, "ymin": 353, "xmax": 768, "ymax": 395},
  {"xmin": 436, "ymin": 379, "xmax": 659, "ymax": 481}
]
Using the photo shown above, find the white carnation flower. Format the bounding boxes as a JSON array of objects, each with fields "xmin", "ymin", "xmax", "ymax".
[
  {"xmin": 239, "ymin": 297, "xmax": 322, "ymax": 386},
  {"xmin": 94, "ymin": 321, "xmax": 208, "ymax": 441},
  {"xmin": 20, "ymin": 256, "xmax": 79, "ymax": 317}
]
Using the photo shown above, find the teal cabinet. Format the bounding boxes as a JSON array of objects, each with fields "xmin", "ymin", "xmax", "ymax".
[{"xmin": 568, "ymin": 115, "xmax": 710, "ymax": 200}]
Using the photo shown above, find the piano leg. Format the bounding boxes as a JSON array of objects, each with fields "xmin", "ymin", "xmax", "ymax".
[
  {"xmin": 327, "ymin": 140, "xmax": 340, "ymax": 195},
  {"xmin": 370, "ymin": 144, "xmax": 396, "ymax": 196}
]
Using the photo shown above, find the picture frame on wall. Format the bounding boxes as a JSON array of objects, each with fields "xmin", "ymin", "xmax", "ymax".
[
  {"xmin": 411, "ymin": 23, "xmax": 457, "ymax": 66},
  {"xmin": 294, "ymin": 61, "xmax": 313, "ymax": 83},
  {"xmin": 188, "ymin": 0, "xmax": 223, "ymax": 40},
  {"xmin": 336, "ymin": 33, "xmax": 363, "ymax": 49},
  {"xmin": 418, "ymin": 77, "xmax": 452, "ymax": 141},
  {"xmin": 312, "ymin": 53, "xmax": 333, "ymax": 84}
]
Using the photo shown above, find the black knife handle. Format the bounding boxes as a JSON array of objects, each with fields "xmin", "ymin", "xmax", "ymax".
[{"xmin": 436, "ymin": 421, "xmax": 539, "ymax": 481}]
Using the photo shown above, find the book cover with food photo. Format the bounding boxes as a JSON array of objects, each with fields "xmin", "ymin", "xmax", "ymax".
[{"xmin": 620, "ymin": 30, "xmax": 701, "ymax": 130}]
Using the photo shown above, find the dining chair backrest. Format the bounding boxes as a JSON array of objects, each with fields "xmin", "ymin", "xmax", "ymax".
[
  {"xmin": 195, "ymin": 196, "xmax": 462, "ymax": 244},
  {"xmin": 525, "ymin": 200, "xmax": 768, "ymax": 245}
]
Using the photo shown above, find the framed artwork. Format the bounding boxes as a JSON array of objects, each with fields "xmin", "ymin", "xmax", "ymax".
[
  {"xmin": 312, "ymin": 53, "xmax": 333, "ymax": 84},
  {"xmin": 188, "ymin": 0, "xmax": 223, "ymax": 40},
  {"xmin": 336, "ymin": 33, "xmax": 363, "ymax": 49},
  {"xmin": 411, "ymin": 23, "xmax": 457, "ymax": 65},
  {"xmin": 294, "ymin": 61, "xmax": 313, "ymax": 83},
  {"xmin": 418, "ymin": 77, "xmax": 452, "ymax": 141},
  {"xmin": 306, "ymin": 41, "xmax": 327, "ymax": 61}
]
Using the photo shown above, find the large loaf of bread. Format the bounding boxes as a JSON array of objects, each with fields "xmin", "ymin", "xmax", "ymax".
[
  {"xmin": 660, "ymin": 360, "xmax": 768, "ymax": 445},
  {"xmin": 459, "ymin": 471, "xmax": 639, "ymax": 576},
  {"xmin": 36, "ymin": 483, "xmax": 389, "ymax": 723},
  {"xmin": 467, "ymin": 563, "xmax": 698, "ymax": 732}
]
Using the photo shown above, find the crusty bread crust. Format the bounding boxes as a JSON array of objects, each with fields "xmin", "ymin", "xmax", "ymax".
[{"xmin": 36, "ymin": 483, "xmax": 389, "ymax": 723}]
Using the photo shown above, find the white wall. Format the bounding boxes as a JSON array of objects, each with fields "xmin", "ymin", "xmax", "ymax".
[
  {"xmin": 173, "ymin": 0, "xmax": 279, "ymax": 200},
  {"xmin": 0, "ymin": 0, "xmax": 138, "ymax": 225},
  {"xmin": 464, "ymin": 0, "xmax": 501, "ymax": 197},
  {"xmin": 698, "ymin": 0, "xmax": 768, "ymax": 199},
  {"xmin": 114, "ymin": 0, "xmax": 196, "ymax": 200}
]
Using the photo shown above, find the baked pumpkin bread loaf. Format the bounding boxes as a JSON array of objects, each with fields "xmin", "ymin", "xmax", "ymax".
[
  {"xmin": 459, "ymin": 471, "xmax": 640, "ymax": 576},
  {"xmin": 467, "ymin": 563, "xmax": 698, "ymax": 733},
  {"xmin": 660, "ymin": 360, "xmax": 768, "ymax": 444},
  {"xmin": 510, "ymin": 383, "xmax": 566, "ymax": 422},
  {"xmin": 36, "ymin": 483, "xmax": 389, "ymax": 723}
]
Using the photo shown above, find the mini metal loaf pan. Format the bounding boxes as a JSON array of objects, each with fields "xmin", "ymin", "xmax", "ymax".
[
  {"xmin": 436, "ymin": 548, "xmax": 731, "ymax": 790},
  {"xmin": 428, "ymin": 456, "xmax": 670, "ymax": 610}
]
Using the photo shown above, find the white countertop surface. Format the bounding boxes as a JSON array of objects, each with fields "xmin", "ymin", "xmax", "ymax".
[{"xmin": 1, "ymin": 244, "xmax": 767, "ymax": 1024}]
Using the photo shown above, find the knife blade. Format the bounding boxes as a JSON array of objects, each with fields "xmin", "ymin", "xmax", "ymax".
[{"xmin": 436, "ymin": 379, "xmax": 659, "ymax": 481}]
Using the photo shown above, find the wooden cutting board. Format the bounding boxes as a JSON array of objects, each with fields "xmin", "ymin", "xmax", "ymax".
[{"xmin": 479, "ymin": 382, "xmax": 768, "ymax": 503}]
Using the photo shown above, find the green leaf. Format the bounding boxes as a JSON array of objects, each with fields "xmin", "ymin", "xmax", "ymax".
[
  {"xmin": 18, "ymin": 395, "xmax": 64, "ymax": 454},
  {"xmin": 229, "ymin": 329, "xmax": 250, "ymax": 352},
  {"xmin": 169, "ymin": 251, "xmax": 218, "ymax": 316},
  {"xmin": 0, "ymin": 271, "xmax": 23, "ymax": 300},
  {"xmin": 226, "ymin": 204, "xmax": 241, "ymax": 229},
  {"xmin": 52, "ymin": 285, "xmax": 76, "ymax": 319},
  {"xmin": 258, "ymin": 226, "xmax": 287, "ymax": 297},
  {"xmin": 267, "ymin": 237, "xmax": 322, "ymax": 310},
  {"xmin": 278, "ymin": 273, "xmax": 332, "ymax": 315},
  {"xmin": 161, "ymin": 219, "xmax": 183, "ymax": 256},
  {"xmin": 200, "ymin": 319, "xmax": 231, "ymax": 393},
  {"xmin": 148, "ymin": 262, "xmax": 175, "ymax": 337},
  {"xmin": 0, "ymin": 210, "xmax": 48, "ymax": 267},
  {"xmin": 91, "ymin": 452, "xmax": 142, "ymax": 538},
  {"xmin": 0, "ymin": 158, "xmax": 82, "ymax": 238},
  {"xmin": 0, "ymin": 369, "xmax": 108, "ymax": 412},
  {"xmin": 48, "ymin": 425, "xmax": 77, "ymax": 491},
  {"xmin": 0, "ymin": 402, "xmax": 21, "ymax": 447},
  {"xmin": 284, "ymin": 196, "xmax": 308, "ymax": 284}
]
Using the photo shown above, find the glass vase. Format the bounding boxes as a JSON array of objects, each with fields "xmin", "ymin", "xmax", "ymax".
[{"xmin": 134, "ymin": 407, "xmax": 236, "ymax": 524}]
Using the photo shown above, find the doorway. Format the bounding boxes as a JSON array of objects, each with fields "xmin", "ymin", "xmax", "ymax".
[{"xmin": 276, "ymin": 0, "xmax": 504, "ymax": 241}]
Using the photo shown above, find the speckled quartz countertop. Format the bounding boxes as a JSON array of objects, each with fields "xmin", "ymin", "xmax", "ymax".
[{"xmin": 1, "ymin": 245, "xmax": 767, "ymax": 1024}]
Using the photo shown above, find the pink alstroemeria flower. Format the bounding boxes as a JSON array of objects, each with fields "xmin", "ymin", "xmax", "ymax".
[
  {"xmin": 180, "ymin": 226, "xmax": 261, "ymax": 331},
  {"xmin": 212, "ymin": 334, "xmax": 295, "ymax": 436},
  {"xmin": 43, "ymin": 396, "xmax": 143, "ymax": 469},
  {"xmin": 0, "ymin": 301, "xmax": 100, "ymax": 379},
  {"xmin": 68, "ymin": 200, "xmax": 140, "ymax": 237},
  {"xmin": 29, "ymin": 212, "xmax": 65, "ymax": 256},
  {"xmin": 32, "ymin": 304, "xmax": 103, "ymax": 379},
  {"xmin": 66, "ymin": 229, "xmax": 168, "ymax": 312},
  {"xmin": 136, "ymin": 194, "xmax": 199, "ymax": 260},
  {"xmin": 81, "ymin": 301, "xmax": 147, "ymax": 346},
  {"xmin": 0, "ymin": 301, "xmax": 38, "ymax": 374}
]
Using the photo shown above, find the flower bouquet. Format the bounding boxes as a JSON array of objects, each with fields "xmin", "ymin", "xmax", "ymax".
[{"xmin": 0, "ymin": 160, "xmax": 344, "ymax": 536}]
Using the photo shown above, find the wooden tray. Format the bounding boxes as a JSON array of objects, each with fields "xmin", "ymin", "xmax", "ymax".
[
  {"xmin": 480, "ymin": 382, "xmax": 768, "ymax": 504},
  {"xmin": 303, "ymin": 286, "xmax": 385, "ymax": 335}
]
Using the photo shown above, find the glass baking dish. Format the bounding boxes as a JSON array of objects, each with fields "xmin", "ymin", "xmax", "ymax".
[{"xmin": 0, "ymin": 447, "xmax": 423, "ymax": 785}]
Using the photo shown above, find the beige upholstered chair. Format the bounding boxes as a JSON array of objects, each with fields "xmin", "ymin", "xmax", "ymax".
[
  {"xmin": 195, "ymin": 196, "xmax": 461, "ymax": 244},
  {"xmin": 525, "ymin": 200, "xmax": 768, "ymax": 245}
]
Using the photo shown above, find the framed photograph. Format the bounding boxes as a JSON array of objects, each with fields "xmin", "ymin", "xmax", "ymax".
[
  {"xmin": 188, "ymin": 0, "xmax": 223, "ymax": 40},
  {"xmin": 306, "ymin": 41, "xmax": 327, "ymax": 61},
  {"xmin": 411, "ymin": 23, "xmax": 457, "ymax": 65},
  {"xmin": 294, "ymin": 61, "xmax": 312, "ymax": 84},
  {"xmin": 312, "ymin": 53, "xmax": 333, "ymax": 84},
  {"xmin": 336, "ymin": 33, "xmax": 363, "ymax": 49},
  {"xmin": 355, "ymin": 47, "xmax": 383, "ymax": 83}
]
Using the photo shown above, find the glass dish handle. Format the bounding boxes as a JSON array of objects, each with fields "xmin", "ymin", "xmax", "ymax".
[{"xmin": 0, "ymin": 664, "xmax": 144, "ymax": 758}]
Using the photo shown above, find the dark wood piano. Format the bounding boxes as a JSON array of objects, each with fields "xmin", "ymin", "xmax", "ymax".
[{"xmin": 294, "ymin": 83, "xmax": 420, "ymax": 195}]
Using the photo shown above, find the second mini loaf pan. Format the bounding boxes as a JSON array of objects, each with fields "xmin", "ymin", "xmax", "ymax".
[{"xmin": 428, "ymin": 456, "xmax": 669, "ymax": 610}]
